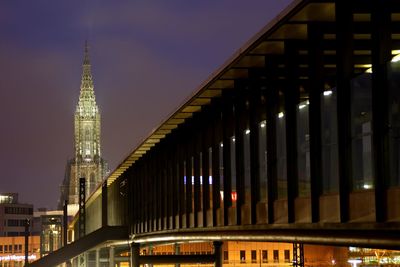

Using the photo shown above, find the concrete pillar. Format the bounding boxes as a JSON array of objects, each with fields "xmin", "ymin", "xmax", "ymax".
[
  {"xmin": 214, "ymin": 241, "xmax": 223, "ymax": 267},
  {"xmin": 174, "ymin": 243, "xmax": 180, "ymax": 267},
  {"xmin": 109, "ymin": 246, "xmax": 115, "ymax": 267},
  {"xmin": 95, "ymin": 248, "xmax": 100, "ymax": 267},
  {"xmin": 85, "ymin": 252, "xmax": 90, "ymax": 267},
  {"xmin": 130, "ymin": 243, "xmax": 140, "ymax": 267}
]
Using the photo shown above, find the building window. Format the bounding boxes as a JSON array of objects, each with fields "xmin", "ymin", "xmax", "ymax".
[
  {"xmin": 240, "ymin": 250, "xmax": 246, "ymax": 263},
  {"xmin": 262, "ymin": 250, "xmax": 268, "ymax": 263},
  {"xmin": 223, "ymin": 251, "xmax": 229, "ymax": 262},
  {"xmin": 8, "ymin": 245, "xmax": 12, "ymax": 252},
  {"xmin": 0, "ymin": 245, "xmax": 2, "ymax": 252},
  {"xmin": 251, "ymin": 250, "xmax": 257, "ymax": 263},
  {"xmin": 284, "ymin": 250, "xmax": 290, "ymax": 263},
  {"xmin": 273, "ymin": 250, "xmax": 279, "ymax": 263}
]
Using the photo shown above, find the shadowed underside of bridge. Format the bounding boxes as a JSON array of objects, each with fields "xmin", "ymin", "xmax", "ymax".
[{"xmin": 34, "ymin": 0, "xmax": 400, "ymax": 265}]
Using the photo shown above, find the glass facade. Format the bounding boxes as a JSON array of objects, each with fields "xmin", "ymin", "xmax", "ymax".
[
  {"xmin": 258, "ymin": 120, "xmax": 268, "ymax": 202},
  {"xmin": 208, "ymin": 147, "xmax": 213, "ymax": 209},
  {"xmin": 276, "ymin": 113, "xmax": 287, "ymax": 199},
  {"xmin": 351, "ymin": 73, "xmax": 373, "ymax": 190},
  {"xmin": 230, "ymin": 136, "xmax": 237, "ymax": 207},
  {"xmin": 388, "ymin": 58, "xmax": 400, "ymax": 186},
  {"xmin": 219, "ymin": 142, "xmax": 224, "ymax": 209},
  {"xmin": 297, "ymin": 100, "xmax": 310, "ymax": 197},
  {"xmin": 243, "ymin": 129, "xmax": 251, "ymax": 205},
  {"xmin": 321, "ymin": 88, "xmax": 339, "ymax": 193}
]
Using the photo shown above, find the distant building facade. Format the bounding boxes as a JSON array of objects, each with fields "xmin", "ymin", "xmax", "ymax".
[
  {"xmin": 59, "ymin": 43, "xmax": 108, "ymax": 209},
  {"xmin": 0, "ymin": 193, "xmax": 33, "ymax": 237},
  {"xmin": 0, "ymin": 236, "xmax": 40, "ymax": 267}
]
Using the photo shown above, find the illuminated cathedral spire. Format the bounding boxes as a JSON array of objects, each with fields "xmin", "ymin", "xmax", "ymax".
[
  {"xmin": 75, "ymin": 41, "xmax": 101, "ymax": 161},
  {"xmin": 59, "ymin": 41, "xmax": 108, "ymax": 208}
]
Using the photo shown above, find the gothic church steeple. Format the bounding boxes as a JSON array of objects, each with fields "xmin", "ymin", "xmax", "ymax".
[{"xmin": 58, "ymin": 41, "xmax": 108, "ymax": 209}]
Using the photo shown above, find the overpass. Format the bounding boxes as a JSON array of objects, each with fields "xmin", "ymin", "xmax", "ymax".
[{"xmin": 30, "ymin": 0, "xmax": 400, "ymax": 266}]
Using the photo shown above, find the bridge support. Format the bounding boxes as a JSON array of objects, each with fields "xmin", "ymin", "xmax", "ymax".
[
  {"xmin": 214, "ymin": 241, "xmax": 223, "ymax": 267},
  {"xmin": 293, "ymin": 243, "xmax": 304, "ymax": 267},
  {"xmin": 109, "ymin": 246, "xmax": 115, "ymax": 267},
  {"xmin": 130, "ymin": 243, "xmax": 140, "ymax": 267},
  {"xmin": 95, "ymin": 248, "xmax": 100, "ymax": 267},
  {"xmin": 174, "ymin": 243, "xmax": 180, "ymax": 267}
]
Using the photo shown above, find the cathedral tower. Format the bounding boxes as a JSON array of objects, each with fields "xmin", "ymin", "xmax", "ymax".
[{"xmin": 59, "ymin": 42, "xmax": 108, "ymax": 208}]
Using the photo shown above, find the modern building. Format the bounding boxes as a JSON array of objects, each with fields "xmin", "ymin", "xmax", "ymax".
[
  {"xmin": 0, "ymin": 236, "xmax": 40, "ymax": 267},
  {"xmin": 31, "ymin": 209, "xmax": 64, "ymax": 258},
  {"xmin": 0, "ymin": 194, "xmax": 33, "ymax": 237},
  {"xmin": 31, "ymin": 0, "xmax": 400, "ymax": 266},
  {"xmin": 58, "ymin": 42, "xmax": 108, "ymax": 209}
]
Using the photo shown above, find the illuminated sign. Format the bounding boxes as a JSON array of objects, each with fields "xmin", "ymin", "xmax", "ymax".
[{"xmin": 0, "ymin": 254, "xmax": 37, "ymax": 261}]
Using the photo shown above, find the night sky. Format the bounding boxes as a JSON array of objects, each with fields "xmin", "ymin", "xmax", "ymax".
[{"xmin": 0, "ymin": 1, "xmax": 291, "ymax": 209}]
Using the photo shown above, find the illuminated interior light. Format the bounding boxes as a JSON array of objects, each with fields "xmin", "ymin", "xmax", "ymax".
[
  {"xmin": 348, "ymin": 259, "xmax": 362, "ymax": 267},
  {"xmin": 363, "ymin": 184, "xmax": 372, "ymax": 189},
  {"xmin": 365, "ymin": 68, "xmax": 372, "ymax": 73},
  {"xmin": 220, "ymin": 143, "xmax": 223, "ymax": 148},
  {"xmin": 232, "ymin": 137, "xmax": 236, "ymax": 142},
  {"xmin": 260, "ymin": 123, "xmax": 266, "ymax": 128},
  {"xmin": 278, "ymin": 112, "xmax": 284, "ymax": 118},
  {"xmin": 392, "ymin": 53, "xmax": 400, "ymax": 63},
  {"xmin": 323, "ymin": 90, "xmax": 333, "ymax": 96},
  {"xmin": 298, "ymin": 104, "xmax": 306, "ymax": 110},
  {"xmin": 245, "ymin": 129, "xmax": 250, "ymax": 135}
]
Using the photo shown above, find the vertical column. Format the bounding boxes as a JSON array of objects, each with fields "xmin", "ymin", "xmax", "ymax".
[
  {"xmin": 193, "ymin": 124, "xmax": 201, "ymax": 227},
  {"xmin": 185, "ymin": 135, "xmax": 193, "ymax": 227},
  {"xmin": 85, "ymin": 252, "xmax": 90, "ymax": 267},
  {"xmin": 214, "ymin": 241, "xmax": 223, "ymax": 267},
  {"xmin": 293, "ymin": 243, "xmax": 304, "ymax": 267},
  {"xmin": 308, "ymin": 25, "xmax": 324, "ymax": 222},
  {"xmin": 24, "ymin": 219, "xmax": 30, "ymax": 266},
  {"xmin": 109, "ymin": 246, "xmax": 115, "ymax": 267},
  {"xmin": 371, "ymin": 0, "xmax": 391, "ymax": 223},
  {"xmin": 202, "ymin": 113, "xmax": 211, "ymax": 226},
  {"xmin": 63, "ymin": 200, "xmax": 68, "ymax": 246},
  {"xmin": 212, "ymin": 101, "xmax": 223, "ymax": 227},
  {"xmin": 102, "ymin": 182, "xmax": 108, "ymax": 227},
  {"xmin": 266, "ymin": 58, "xmax": 279, "ymax": 224},
  {"xmin": 79, "ymin": 178, "xmax": 86, "ymax": 238},
  {"xmin": 248, "ymin": 72, "xmax": 262, "ymax": 225},
  {"xmin": 171, "ymin": 135, "xmax": 178, "ymax": 229},
  {"xmin": 175, "ymin": 243, "xmax": 181, "ymax": 267},
  {"xmin": 234, "ymin": 85, "xmax": 246, "ymax": 226},
  {"xmin": 284, "ymin": 41, "xmax": 299, "ymax": 223},
  {"xmin": 222, "ymin": 93, "xmax": 234, "ymax": 226},
  {"xmin": 95, "ymin": 248, "xmax": 100, "ymax": 267},
  {"xmin": 130, "ymin": 243, "xmax": 140, "ymax": 267},
  {"xmin": 335, "ymin": 1, "xmax": 353, "ymax": 223}
]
